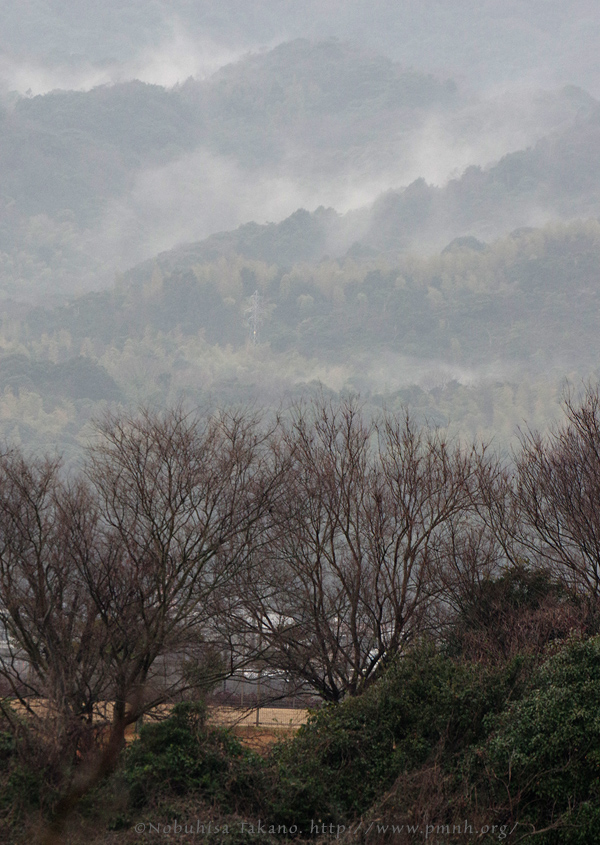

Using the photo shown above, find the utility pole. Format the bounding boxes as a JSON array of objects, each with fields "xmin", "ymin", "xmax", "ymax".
[{"xmin": 255, "ymin": 618, "xmax": 262, "ymax": 727}]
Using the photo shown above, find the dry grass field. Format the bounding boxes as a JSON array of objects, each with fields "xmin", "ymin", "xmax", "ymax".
[
  {"xmin": 3, "ymin": 697, "xmax": 309, "ymax": 752},
  {"xmin": 208, "ymin": 706, "xmax": 309, "ymax": 751}
]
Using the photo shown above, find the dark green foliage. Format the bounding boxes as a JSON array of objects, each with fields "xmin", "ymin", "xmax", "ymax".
[
  {"xmin": 6, "ymin": 639, "xmax": 600, "ymax": 842},
  {"xmin": 0, "ymin": 730, "xmax": 16, "ymax": 761},
  {"xmin": 119, "ymin": 702, "xmax": 264, "ymax": 813},
  {"xmin": 485, "ymin": 634, "xmax": 600, "ymax": 842},
  {"xmin": 0, "ymin": 726, "xmax": 62, "ymax": 837},
  {"xmin": 267, "ymin": 646, "xmax": 527, "ymax": 830}
]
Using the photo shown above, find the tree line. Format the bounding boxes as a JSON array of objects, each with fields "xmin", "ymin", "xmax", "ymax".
[{"xmin": 1, "ymin": 390, "xmax": 600, "ymax": 837}]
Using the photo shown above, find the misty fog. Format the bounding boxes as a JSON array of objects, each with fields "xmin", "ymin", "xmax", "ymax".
[
  {"xmin": 3, "ymin": 1, "xmax": 600, "ymax": 95},
  {"xmin": 1, "ymin": 1, "xmax": 600, "ymax": 456},
  {"xmin": 93, "ymin": 84, "xmax": 588, "ymax": 276}
]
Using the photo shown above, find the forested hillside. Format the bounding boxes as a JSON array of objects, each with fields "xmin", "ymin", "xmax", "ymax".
[
  {"xmin": 27, "ymin": 218, "xmax": 600, "ymax": 370},
  {"xmin": 2, "ymin": 218, "xmax": 599, "ymax": 454},
  {"xmin": 0, "ymin": 40, "xmax": 457, "ymax": 297}
]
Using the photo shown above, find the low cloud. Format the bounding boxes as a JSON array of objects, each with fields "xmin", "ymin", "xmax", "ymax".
[
  {"xmin": 90, "ymin": 148, "xmax": 384, "ymax": 274},
  {"xmin": 0, "ymin": 18, "xmax": 254, "ymax": 96}
]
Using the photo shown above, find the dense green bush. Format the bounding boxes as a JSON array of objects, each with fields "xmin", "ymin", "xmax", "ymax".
[
  {"xmin": 267, "ymin": 646, "xmax": 527, "ymax": 830},
  {"xmin": 119, "ymin": 702, "xmax": 265, "ymax": 813},
  {"xmin": 7, "ymin": 639, "xmax": 600, "ymax": 842},
  {"xmin": 0, "ymin": 725, "xmax": 62, "ymax": 841},
  {"xmin": 485, "ymin": 634, "xmax": 600, "ymax": 842}
]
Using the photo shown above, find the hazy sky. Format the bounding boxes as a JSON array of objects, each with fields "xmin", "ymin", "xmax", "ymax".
[{"xmin": 1, "ymin": 1, "xmax": 600, "ymax": 95}]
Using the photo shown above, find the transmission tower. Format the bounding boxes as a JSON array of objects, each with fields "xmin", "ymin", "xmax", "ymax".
[{"xmin": 246, "ymin": 289, "xmax": 262, "ymax": 346}]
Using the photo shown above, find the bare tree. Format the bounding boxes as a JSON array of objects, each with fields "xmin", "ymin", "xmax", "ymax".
[
  {"xmin": 0, "ymin": 450, "xmax": 112, "ymax": 762},
  {"xmin": 374, "ymin": 411, "xmax": 479, "ymax": 647},
  {"xmin": 241, "ymin": 400, "xmax": 477, "ymax": 701},
  {"xmin": 83, "ymin": 405, "xmax": 283, "ymax": 728},
  {"xmin": 0, "ymin": 406, "xmax": 285, "ymax": 843},
  {"xmin": 516, "ymin": 385, "xmax": 600, "ymax": 600},
  {"xmin": 428, "ymin": 443, "xmax": 522, "ymax": 641},
  {"xmin": 429, "ymin": 439, "xmax": 586, "ymax": 661}
]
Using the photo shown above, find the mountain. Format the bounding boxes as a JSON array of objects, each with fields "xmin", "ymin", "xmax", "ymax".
[
  {"xmin": 0, "ymin": 40, "xmax": 593, "ymax": 301},
  {"xmin": 364, "ymin": 88, "xmax": 600, "ymax": 251},
  {"xmin": 0, "ymin": 40, "xmax": 456, "ymax": 221},
  {"xmin": 0, "ymin": 40, "xmax": 456, "ymax": 298},
  {"xmin": 4, "ymin": 216, "xmax": 599, "ymax": 453},
  {"xmin": 114, "ymin": 88, "xmax": 600, "ymax": 279}
]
